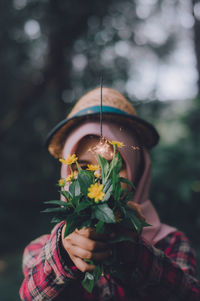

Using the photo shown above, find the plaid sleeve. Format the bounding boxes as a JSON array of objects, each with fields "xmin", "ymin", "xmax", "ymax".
[
  {"xmin": 128, "ymin": 231, "xmax": 200, "ymax": 300},
  {"xmin": 19, "ymin": 222, "xmax": 81, "ymax": 301}
]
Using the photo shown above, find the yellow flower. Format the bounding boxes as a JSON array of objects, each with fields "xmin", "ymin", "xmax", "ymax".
[
  {"xmin": 109, "ymin": 140, "xmax": 125, "ymax": 148},
  {"xmin": 66, "ymin": 171, "xmax": 78, "ymax": 182},
  {"xmin": 58, "ymin": 178, "xmax": 65, "ymax": 187},
  {"xmin": 59, "ymin": 154, "xmax": 78, "ymax": 165},
  {"xmin": 88, "ymin": 183, "xmax": 105, "ymax": 203},
  {"xmin": 87, "ymin": 164, "xmax": 100, "ymax": 171}
]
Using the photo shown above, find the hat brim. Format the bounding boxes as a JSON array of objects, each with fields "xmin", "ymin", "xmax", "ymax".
[{"xmin": 45, "ymin": 109, "xmax": 159, "ymax": 158}]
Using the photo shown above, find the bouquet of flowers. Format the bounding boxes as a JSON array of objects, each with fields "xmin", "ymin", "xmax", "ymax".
[{"xmin": 43, "ymin": 140, "xmax": 149, "ymax": 292}]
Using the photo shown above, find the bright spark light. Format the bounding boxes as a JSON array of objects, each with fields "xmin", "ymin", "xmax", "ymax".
[
  {"xmin": 89, "ymin": 137, "xmax": 114, "ymax": 158},
  {"xmin": 131, "ymin": 146, "xmax": 140, "ymax": 151},
  {"xmin": 88, "ymin": 136, "xmax": 141, "ymax": 161}
]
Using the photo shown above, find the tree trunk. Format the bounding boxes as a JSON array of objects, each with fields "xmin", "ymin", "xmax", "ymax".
[{"xmin": 192, "ymin": 0, "xmax": 200, "ymax": 94}]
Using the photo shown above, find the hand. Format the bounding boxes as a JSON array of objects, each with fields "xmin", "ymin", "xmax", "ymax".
[
  {"xmin": 110, "ymin": 202, "xmax": 141, "ymax": 264},
  {"xmin": 62, "ymin": 226, "xmax": 112, "ymax": 273},
  {"xmin": 115, "ymin": 227, "xmax": 138, "ymax": 264}
]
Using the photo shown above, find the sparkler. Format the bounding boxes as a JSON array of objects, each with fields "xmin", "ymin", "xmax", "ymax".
[
  {"xmin": 89, "ymin": 137, "xmax": 114, "ymax": 158},
  {"xmin": 88, "ymin": 76, "xmax": 114, "ymax": 158},
  {"xmin": 89, "ymin": 77, "xmax": 141, "ymax": 158}
]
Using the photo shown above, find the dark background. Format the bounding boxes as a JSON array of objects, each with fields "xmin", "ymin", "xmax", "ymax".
[{"xmin": 0, "ymin": 0, "xmax": 200, "ymax": 300}]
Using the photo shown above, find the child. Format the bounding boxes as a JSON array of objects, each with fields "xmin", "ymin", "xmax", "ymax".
[{"xmin": 20, "ymin": 87, "xmax": 200, "ymax": 300}]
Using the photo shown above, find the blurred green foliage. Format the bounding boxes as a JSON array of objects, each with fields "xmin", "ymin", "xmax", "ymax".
[
  {"xmin": 0, "ymin": 0, "xmax": 200, "ymax": 300},
  {"xmin": 150, "ymin": 99, "xmax": 200, "ymax": 244}
]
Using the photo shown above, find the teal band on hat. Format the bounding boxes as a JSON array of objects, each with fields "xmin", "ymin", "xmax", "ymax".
[
  {"xmin": 46, "ymin": 103, "xmax": 159, "ymax": 157},
  {"xmin": 72, "ymin": 106, "xmax": 130, "ymax": 118}
]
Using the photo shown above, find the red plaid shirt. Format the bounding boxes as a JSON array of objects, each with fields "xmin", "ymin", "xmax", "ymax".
[{"xmin": 19, "ymin": 222, "xmax": 200, "ymax": 300}]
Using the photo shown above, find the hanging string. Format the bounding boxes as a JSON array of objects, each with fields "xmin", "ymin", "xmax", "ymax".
[{"xmin": 100, "ymin": 75, "xmax": 103, "ymax": 138}]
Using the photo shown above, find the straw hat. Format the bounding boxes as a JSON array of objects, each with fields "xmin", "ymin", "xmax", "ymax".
[{"xmin": 46, "ymin": 87, "xmax": 159, "ymax": 158}]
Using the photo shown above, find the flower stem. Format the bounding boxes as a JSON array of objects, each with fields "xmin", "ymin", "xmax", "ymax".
[
  {"xmin": 75, "ymin": 161, "xmax": 82, "ymax": 171},
  {"xmin": 113, "ymin": 144, "xmax": 117, "ymax": 156},
  {"xmin": 69, "ymin": 165, "xmax": 73, "ymax": 174},
  {"xmin": 103, "ymin": 144, "xmax": 117, "ymax": 184}
]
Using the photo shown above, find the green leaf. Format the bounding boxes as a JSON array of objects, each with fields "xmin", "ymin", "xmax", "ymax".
[
  {"xmin": 71, "ymin": 196, "xmax": 80, "ymax": 207},
  {"xmin": 64, "ymin": 213, "xmax": 92, "ymax": 237},
  {"xmin": 102, "ymin": 178, "xmax": 112, "ymax": 202},
  {"xmin": 125, "ymin": 207, "xmax": 143, "ymax": 234},
  {"xmin": 81, "ymin": 272, "xmax": 95, "ymax": 293},
  {"xmin": 141, "ymin": 220, "xmax": 151, "ymax": 227},
  {"xmin": 60, "ymin": 190, "xmax": 71, "ymax": 200},
  {"xmin": 131, "ymin": 215, "xmax": 142, "ymax": 234},
  {"xmin": 44, "ymin": 200, "xmax": 69, "ymax": 207},
  {"xmin": 93, "ymin": 265, "xmax": 102, "ymax": 280},
  {"xmin": 64, "ymin": 215, "xmax": 78, "ymax": 237},
  {"xmin": 120, "ymin": 177, "xmax": 135, "ymax": 190},
  {"xmin": 80, "ymin": 169, "xmax": 94, "ymax": 180},
  {"xmin": 112, "ymin": 170, "xmax": 121, "ymax": 201},
  {"xmin": 92, "ymin": 204, "xmax": 116, "ymax": 223},
  {"xmin": 102, "ymin": 186, "xmax": 113, "ymax": 203},
  {"xmin": 98, "ymin": 155, "xmax": 109, "ymax": 184},
  {"xmin": 95, "ymin": 220, "xmax": 105, "ymax": 233},
  {"xmin": 123, "ymin": 191, "xmax": 134, "ymax": 203},
  {"xmin": 69, "ymin": 180, "xmax": 81, "ymax": 198},
  {"xmin": 110, "ymin": 152, "xmax": 122, "ymax": 174},
  {"xmin": 51, "ymin": 217, "xmax": 63, "ymax": 223},
  {"xmin": 103, "ymin": 178, "xmax": 112, "ymax": 193},
  {"xmin": 103, "ymin": 151, "xmax": 122, "ymax": 183},
  {"xmin": 112, "ymin": 169, "xmax": 118, "ymax": 189},
  {"xmin": 78, "ymin": 170, "xmax": 93, "ymax": 194},
  {"xmin": 78, "ymin": 219, "xmax": 93, "ymax": 229},
  {"xmin": 75, "ymin": 199, "xmax": 91, "ymax": 213},
  {"xmin": 114, "ymin": 152, "xmax": 123, "ymax": 173},
  {"xmin": 41, "ymin": 207, "xmax": 67, "ymax": 213}
]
